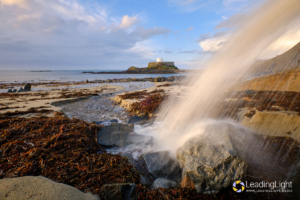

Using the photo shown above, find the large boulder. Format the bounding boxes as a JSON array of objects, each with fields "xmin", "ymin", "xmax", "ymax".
[
  {"xmin": 176, "ymin": 123, "xmax": 247, "ymax": 194},
  {"xmin": 0, "ymin": 176, "xmax": 99, "ymax": 200},
  {"xmin": 102, "ymin": 183, "xmax": 137, "ymax": 200},
  {"xmin": 142, "ymin": 151, "xmax": 182, "ymax": 183}
]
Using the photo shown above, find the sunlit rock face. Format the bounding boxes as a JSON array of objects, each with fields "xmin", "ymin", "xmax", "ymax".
[{"xmin": 176, "ymin": 123, "xmax": 247, "ymax": 194}]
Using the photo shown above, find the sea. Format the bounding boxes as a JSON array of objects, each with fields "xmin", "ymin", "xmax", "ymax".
[{"xmin": 0, "ymin": 70, "xmax": 184, "ymax": 83}]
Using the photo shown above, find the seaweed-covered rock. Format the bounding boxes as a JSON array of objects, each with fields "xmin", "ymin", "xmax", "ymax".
[
  {"xmin": 176, "ymin": 123, "xmax": 247, "ymax": 194},
  {"xmin": 142, "ymin": 151, "xmax": 182, "ymax": 183},
  {"xmin": 102, "ymin": 183, "xmax": 137, "ymax": 200},
  {"xmin": 151, "ymin": 178, "xmax": 177, "ymax": 189}
]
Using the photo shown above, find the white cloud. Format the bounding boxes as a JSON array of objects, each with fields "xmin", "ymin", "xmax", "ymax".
[
  {"xmin": 199, "ymin": 34, "xmax": 229, "ymax": 51},
  {"xmin": 186, "ymin": 26, "xmax": 193, "ymax": 32},
  {"xmin": 119, "ymin": 15, "xmax": 138, "ymax": 29},
  {"xmin": 0, "ymin": 0, "xmax": 28, "ymax": 9},
  {"xmin": 179, "ymin": 50, "xmax": 197, "ymax": 54},
  {"xmin": 0, "ymin": 0, "xmax": 170, "ymax": 69},
  {"xmin": 126, "ymin": 40, "xmax": 154, "ymax": 58}
]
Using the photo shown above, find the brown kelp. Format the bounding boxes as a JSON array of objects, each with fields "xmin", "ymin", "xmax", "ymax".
[{"xmin": 0, "ymin": 116, "xmax": 140, "ymax": 195}]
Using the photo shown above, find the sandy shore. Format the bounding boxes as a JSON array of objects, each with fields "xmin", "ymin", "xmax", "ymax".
[{"xmin": 0, "ymin": 84, "xmax": 125, "ymax": 118}]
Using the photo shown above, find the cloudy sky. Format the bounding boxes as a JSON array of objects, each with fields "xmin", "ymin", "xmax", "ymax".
[{"xmin": 0, "ymin": 0, "xmax": 299, "ymax": 70}]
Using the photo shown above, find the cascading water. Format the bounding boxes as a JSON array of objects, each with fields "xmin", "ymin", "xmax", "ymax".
[{"xmin": 146, "ymin": 0, "xmax": 300, "ymax": 154}]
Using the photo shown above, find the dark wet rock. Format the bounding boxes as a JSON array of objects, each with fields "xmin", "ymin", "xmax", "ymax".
[
  {"xmin": 7, "ymin": 89, "xmax": 12, "ymax": 93},
  {"xmin": 151, "ymin": 178, "xmax": 177, "ymax": 189},
  {"xmin": 85, "ymin": 79, "xmax": 89, "ymax": 83},
  {"xmin": 176, "ymin": 123, "xmax": 247, "ymax": 194},
  {"xmin": 109, "ymin": 119, "xmax": 118, "ymax": 123},
  {"xmin": 97, "ymin": 123, "xmax": 134, "ymax": 147},
  {"xmin": 155, "ymin": 77, "xmax": 161, "ymax": 82},
  {"xmin": 12, "ymin": 89, "xmax": 17, "ymax": 92},
  {"xmin": 17, "ymin": 87, "xmax": 25, "ymax": 93},
  {"xmin": 93, "ymin": 121, "xmax": 104, "ymax": 125},
  {"xmin": 128, "ymin": 116, "xmax": 148, "ymax": 124},
  {"xmin": 24, "ymin": 83, "xmax": 31, "ymax": 91},
  {"xmin": 96, "ymin": 123, "xmax": 153, "ymax": 147},
  {"xmin": 121, "ymin": 153, "xmax": 154, "ymax": 186},
  {"xmin": 102, "ymin": 183, "xmax": 137, "ymax": 200},
  {"xmin": 142, "ymin": 151, "xmax": 182, "ymax": 183}
]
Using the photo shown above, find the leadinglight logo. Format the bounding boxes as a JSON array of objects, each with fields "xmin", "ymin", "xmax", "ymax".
[
  {"xmin": 232, "ymin": 181, "xmax": 245, "ymax": 193},
  {"xmin": 232, "ymin": 180, "xmax": 293, "ymax": 193}
]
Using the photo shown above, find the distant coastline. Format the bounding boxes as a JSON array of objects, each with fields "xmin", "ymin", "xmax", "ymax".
[
  {"xmin": 82, "ymin": 70, "xmax": 187, "ymax": 74},
  {"xmin": 28, "ymin": 70, "xmax": 52, "ymax": 72}
]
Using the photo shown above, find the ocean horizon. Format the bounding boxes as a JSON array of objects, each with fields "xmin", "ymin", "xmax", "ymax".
[{"xmin": 0, "ymin": 70, "xmax": 184, "ymax": 84}]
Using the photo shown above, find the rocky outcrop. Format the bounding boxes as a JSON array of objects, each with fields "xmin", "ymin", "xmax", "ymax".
[
  {"xmin": 7, "ymin": 83, "xmax": 31, "ymax": 93},
  {"xmin": 142, "ymin": 151, "xmax": 182, "ymax": 183},
  {"xmin": 102, "ymin": 183, "xmax": 137, "ymax": 200},
  {"xmin": 176, "ymin": 123, "xmax": 247, "ymax": 194},
  {"xmin": 151, "ymin": 178, "xmax": 177, "ymax": 189}
]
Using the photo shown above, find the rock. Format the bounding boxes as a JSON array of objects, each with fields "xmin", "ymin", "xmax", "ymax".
[
  {"xmin": 7, "ymin": 89, "xmax": 12, "ymax": 93},
  {"xmin": 85, "ymin": 79, "xmax": 89, "ymax": 83},
  {"xmin": 17, "ymin": 87, "xmax": 25, "ymax": 93},
  {"xmin": 24, "ymin": 83, "xmax": 31, "ymax": 91},
  {"xmin": 176, "ymin": 123, "xmax": 247, "ymax": 194},
  {"xmin": 109, "ymin": 119, "xmax": 119, "ymax": 123},
  {"xmin": 97, "ymin": 123, "xmax": 138, "ymax": 147},
  {"xmin": 0, "ymin": 176, "xmax": 99, "ymax": 200},
  {"xmin": 12, "ymin": 89, "xmax": 17, "ymax": 92},
  {"xmin": 121, "ymin": 153, "xmax": 154, "ymax": 186},
  {"xmin": 102, "ymin": 183, "xmax": 137, "ymax": 200},
  {"xmin": 181, "ymin": 173, "xmax": 195, "ymax": 189},
  {"xmin": 142, "ymin": 151, "xmax": 182, "ymax": 182},
  {"xmin": 128, "ymin": 116, "xmax": 148, "ymax": 124},
  {"xmin": 151, "ymin": 178, "xmax": 177, "ymax": 189},
  {"xmin": 155, "ymin": 77, "xmax": 161, "ymax": 82}
]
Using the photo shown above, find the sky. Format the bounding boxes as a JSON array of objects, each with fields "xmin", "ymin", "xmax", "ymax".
[{"xmin": 0, "ymin": 0, "xmax": 299, "ymax": 70}]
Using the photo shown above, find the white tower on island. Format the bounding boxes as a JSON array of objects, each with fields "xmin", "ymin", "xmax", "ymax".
[{"xmin": 156, "ymin": 58, "xmax": 163, "ymax": 62}]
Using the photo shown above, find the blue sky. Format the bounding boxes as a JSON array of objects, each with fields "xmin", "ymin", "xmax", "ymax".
[{"xmin": 1, "ymin": 0, "xmax": 294, "ymax": 70}]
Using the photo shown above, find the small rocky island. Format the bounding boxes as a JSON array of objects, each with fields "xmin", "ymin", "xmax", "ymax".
[{"xmin": 83, "ymin": 58, "xmax": 185, "ymax": 74}]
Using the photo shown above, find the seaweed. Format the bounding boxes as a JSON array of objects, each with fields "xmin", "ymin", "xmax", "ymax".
[
  {"xmin": 130, "ymin": 93, "xmax": 166, "ymax": 116},
  {"xmin": 0, "ymin": 116, "xmax": 140, "ymax": 195}
]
